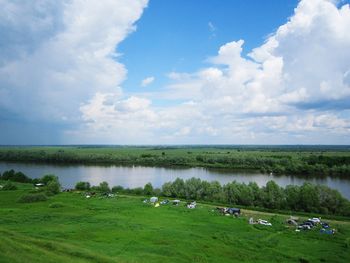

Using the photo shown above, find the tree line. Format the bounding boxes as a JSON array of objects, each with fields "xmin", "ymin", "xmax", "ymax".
[
  {"xmin": 1, "ymin": 149, "xmax": 350, "ymax": 177},
  {"xmin": 1, "ymin": 169, "xmax": 349, "ymax": 216},
  {"xmin": 76, "ymin": 179, "xmax": 350, "ymax": 217}
]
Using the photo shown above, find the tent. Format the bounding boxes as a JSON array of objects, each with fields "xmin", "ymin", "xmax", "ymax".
[{"xmin": 150, "ymin": 197, "xmax": 158, "ymax": 203}]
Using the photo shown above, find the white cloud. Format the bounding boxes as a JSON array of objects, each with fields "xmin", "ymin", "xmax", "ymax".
[
  {"xmin": 141, "ymin": 76, "xmax": 155, "ymax": 87},
  {"xmin": 208, "ymin": 21, "xmax": 216, "ymax": 38},
  {"xmin": 134, "ymin": 0, "xmax": 349, "ymax": 144},
  {"xmin": 77, "ymin": 0, "xmax": 350, "ymax": 144},
  {"xmin": 208, "ymin": 22, "xmax": 216, "ymax": 32},
  {"xmin": 1, "ymin": 0, "xmax": 350, "ymax": 144},
  {"xmin": 0, "ymin": 0, "xmax": 148, "ymax": 125}
]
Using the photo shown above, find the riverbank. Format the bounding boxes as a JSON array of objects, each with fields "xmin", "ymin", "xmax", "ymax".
[
  {"xmin": 1, "ymin": 145, "xmax": 350, "ymax": 177},
  {"xmin": 1, "ymin": 182, "xmax": 350, "ymax": 263}
]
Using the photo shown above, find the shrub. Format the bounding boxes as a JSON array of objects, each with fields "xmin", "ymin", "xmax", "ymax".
[
  {"xmin": 18, "ymin": 193, "xmax": 48, "ymax": 203},
  {"xmin": 98, "ymin": 181, "xmax": 110, "ymax": 193},
  {"xmin": 45, "ymin": 180, "xmax": 61, "ymax": 195},
  {"xmin": 40, "ymin": 174, "xmax": 59, "ymax": 185},
  {"xmin": 75, "ymin": 181, "xmax": 90, "ymax": 191},
  {"xmin": 49, "ymin": 202, "xmax": 64, "ymax": 208},
  {"xmin": 29, "ymin": 188, "xmax": 45, "ymax": 194},
  {"xmin": 2, "ymin": 182, "xmax": 17, "ymax": 191}
]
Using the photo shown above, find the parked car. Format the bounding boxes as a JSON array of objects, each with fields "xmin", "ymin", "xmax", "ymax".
[
  {"xmin": 303, "ymin": 221, "xmax": 314, "ymax": 227},
  {"xmin": 160, "ymin": 199, "xmax": 169, "ymax": 205},
  {"xmin": 258, "ymin": 219, "xmax": 272, "ymax": 226},
  {"xmin": 187, "ymin": 201, "xmax": 196, "ymax": 209},
  {"xmin": 308, "ymin": 218, "xmax": 321, "ymax": 224},
  {"xmin": 321, "ymin": 222, "xmax": 330, "ymax": 228}
]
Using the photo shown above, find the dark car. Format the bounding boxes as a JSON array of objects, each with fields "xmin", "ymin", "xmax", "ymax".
[
  {"xmin": 302, "ymin": 221, "xmax": 314, "ymax": 227},
  {"xmin": 305, "ymin": 220, "xmax": 316, "ymax": 226},
  {"xmin": 226, "ymin": 208, "xmax": 241, "ymax": 215},
  {"xmin": 321, "ymin": 222, "xmax": 330, "ymax": 228}
]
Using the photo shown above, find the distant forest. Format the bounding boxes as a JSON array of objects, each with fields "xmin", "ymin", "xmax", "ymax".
[{"xmin": 0, "ymin": 146, "xmax": 350, "ymax": 177}]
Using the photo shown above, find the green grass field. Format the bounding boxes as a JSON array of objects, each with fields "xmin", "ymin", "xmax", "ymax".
[{"xmin": 1, "ymin": 182, "xmax": 349, "ymax": 262}]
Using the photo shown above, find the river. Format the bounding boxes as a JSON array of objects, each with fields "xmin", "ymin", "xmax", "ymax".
[{"xmin": 0, "ymin": 162, "xmax": 349, "ymax": 199}]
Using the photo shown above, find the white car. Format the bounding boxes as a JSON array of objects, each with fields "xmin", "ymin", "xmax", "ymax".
[
  {"xmin": 308, "ymin": 218, "xmax": 321, "ymax": 224},
  {"xmin": 258, "ymin": 219, "xmax": 272, "ymax": 226}
]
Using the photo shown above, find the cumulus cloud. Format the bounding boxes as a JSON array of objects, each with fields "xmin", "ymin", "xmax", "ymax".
[
  {"xmin": 142, "ymin": 0, "xmax": 349, "ymax": 143},
  {"xmin": 0, "ymin": 0, "xmax": 148, "ymax": 143},
  {"xmin": 70, "ymin": 0, "xmax": 350, "ymax": 144},
  {"xmin": 141, "ymin": 76, "xmax": 155, "ymax": 87},
  {"xmin": 1, "ymin": 0, "xmax": 350, "ymax": 144}
]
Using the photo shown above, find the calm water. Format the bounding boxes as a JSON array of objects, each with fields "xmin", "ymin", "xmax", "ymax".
[{"xmin": 0, "ymin": 162, "xmax": 349, "ymax": 199}]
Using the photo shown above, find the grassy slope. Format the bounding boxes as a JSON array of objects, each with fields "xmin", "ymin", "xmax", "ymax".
[{"xmin": 0, "ymin": 183, "xmax": 349, "ymax": 263}]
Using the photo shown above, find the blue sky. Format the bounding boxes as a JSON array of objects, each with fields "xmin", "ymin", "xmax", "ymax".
[
  {"xmin": 0, "ymin": 0, "xmax": 349, "ymax": 144},
  {"xmin": 119, "ymin": 0, "xmax": 299, "ymax": 95}
]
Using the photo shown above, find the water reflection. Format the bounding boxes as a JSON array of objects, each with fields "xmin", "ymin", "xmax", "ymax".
[{"xmin": 0, "ymin": 162, "xmax": 349, "ymax": 199}]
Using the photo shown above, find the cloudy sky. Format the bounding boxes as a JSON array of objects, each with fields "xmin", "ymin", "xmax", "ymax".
[{"xmin": 0, "ymin": 0, "xmax": 350, "ymax": 145}]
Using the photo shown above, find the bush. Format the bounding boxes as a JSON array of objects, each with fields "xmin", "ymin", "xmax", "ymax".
[
  {"xmin": 49, "ymin": 202, "xmax": 64, "ymax": 208},
  {"xmin": 97, "ymin": 181, "xmax": 110, "ymax": 193},
  {"xmin": 75, "ymin": 181, "xmax": 90, "ymax": 191},
  {"xmin": 18, "ymin": 193, "xmax": 48, "ymax": 203},
  {"xmin": 40, "ymin": 174, "xmax": 59, "ymax": 185},
  {"xmin": 45, "ymin": 180, "xmax": 61, "ymax": 195},
  {"xmin": 2, "ymin": 182, "xmax": 17, "ymax": 191},
  {"xmin": 29, "ymin": 188, "xmax": 45, "ymax": 194}
]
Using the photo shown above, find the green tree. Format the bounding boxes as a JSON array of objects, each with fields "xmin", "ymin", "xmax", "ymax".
[
  {"xmin": 285, "ymin": 185, "xmax": 300, "ymax": 210},
  {"xmin": 299, "ymin": 183, "xmax": 320, "ymax": 212},
  {"xmin": 263, "ymin": 180, "xmax": 285, "ymax": 209},
  {"xmin": 161, "ymin": 182, "xmax": 172, "ymax": 197},
  {"xmin": 41, "ymin": 174, "xmax": 59, "ymax": 185},
  {"xmin": 75, "ymin": 181, "xmax": 90, "ymax": 191},
  {"xmin": 237, "ymin": 183, "xmax": 254, "ymax": 206},
  {"xmin": 171, "ymin": 178, "xmax": 185, "ymax": 198},
  {"xmin": 143, "ymin": 183, "xmax": 154, "ymax": 195},
  {"xmin": 248, "ymin": 182, "xmax": 262, "ymax": 206},
  {"xmin": 208, "ymin": 181, "xmax": 223, "ymax": 202},
  {"xmin": 223, "ymin": 181, "xmax": 240, "ymax": 205},
  {"xmin": 184, "ymin": 177, "xmax": 202, "ymax": 200},
  {"xmin": 46, "ymin": 180, "xmax": 61, "ymax": 195},
  {"xmin": 112, "ymin": 185, "xmax": 124, "ymax": 193},
  {"xmin": 98, "ymin": 181, "xmax": 110, "ymax": 193}
]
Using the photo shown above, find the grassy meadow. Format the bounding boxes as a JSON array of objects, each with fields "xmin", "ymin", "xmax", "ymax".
[{"xmin": 1, "ymin": 181, "xmax": 349, "ymax": 263}]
